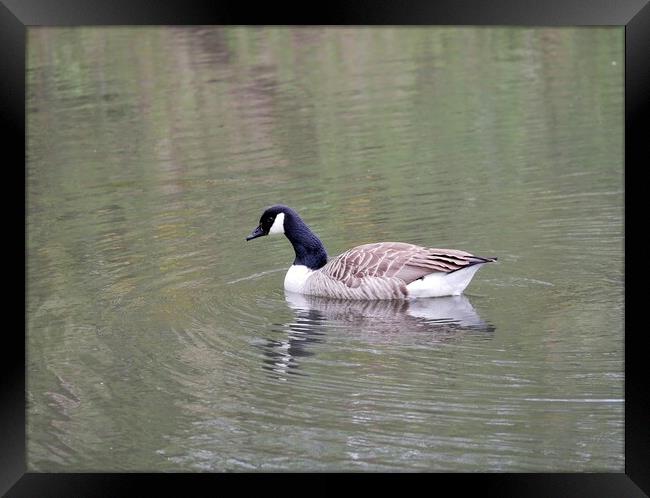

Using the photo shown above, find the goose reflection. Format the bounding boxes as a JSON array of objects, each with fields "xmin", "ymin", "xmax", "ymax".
[{"xmin": 261, "ymin": 292, "xmax": 495, "ymax": 378}]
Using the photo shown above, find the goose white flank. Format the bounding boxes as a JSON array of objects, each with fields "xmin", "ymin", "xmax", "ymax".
[{"xmin": 246, "ymin": 205, "xmax": 497, "ymax": 300}]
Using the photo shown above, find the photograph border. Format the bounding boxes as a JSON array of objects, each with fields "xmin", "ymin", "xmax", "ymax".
[{"xmin": 4, "ymin": 0, "xmax": 647, "ymax": 495}]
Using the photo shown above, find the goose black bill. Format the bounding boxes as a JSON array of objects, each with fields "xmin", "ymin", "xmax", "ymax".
[{"xmin": 246, "ymin": 225, "xmax": 265, "ymax": 241}]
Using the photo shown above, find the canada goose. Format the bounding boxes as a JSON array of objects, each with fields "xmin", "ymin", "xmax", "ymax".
[{"xmin": 246, "ymin": 205, "xmax": 497, "ymax": 300}]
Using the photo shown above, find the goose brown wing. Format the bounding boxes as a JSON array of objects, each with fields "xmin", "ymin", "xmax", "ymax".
[{"xmin": 320, "ymin": 242, "xmax": 490, "ymax": 288}]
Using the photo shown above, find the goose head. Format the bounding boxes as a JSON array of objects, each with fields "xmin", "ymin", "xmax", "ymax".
[
  {"xmin": 245, "ymin": 204, "xmax": 291, "ymax": 241},
  {"xmin": 246, "ymin": 205, "xmax": 328, "ymax": 270}
]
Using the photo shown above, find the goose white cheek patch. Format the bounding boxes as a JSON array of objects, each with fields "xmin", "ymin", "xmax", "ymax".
[{"xmin": 269, "ymin": 212, "xmax": 285, "ymax": 235}]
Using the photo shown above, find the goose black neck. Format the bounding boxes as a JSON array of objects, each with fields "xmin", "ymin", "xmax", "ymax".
[{"xmin": 283, "ymin": 210, "xmax": 328, "ymax": 270}]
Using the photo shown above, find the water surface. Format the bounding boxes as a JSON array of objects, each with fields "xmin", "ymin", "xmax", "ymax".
[{"xmin": 27, "ymin": 27, "xmax": 623, "ymax": 472}]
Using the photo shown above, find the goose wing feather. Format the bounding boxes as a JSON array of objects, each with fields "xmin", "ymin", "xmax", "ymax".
[
  {"xmin": 321, "ymin": 242, "xmax": 489, "ymax": 287},
  {"xmin": 303, "ymin": 271, "xmax": 410, "ymax": 300}
]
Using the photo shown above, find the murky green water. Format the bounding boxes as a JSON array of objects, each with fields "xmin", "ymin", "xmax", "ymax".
[{"xmin": 27, "ymin": 27, "xmax": 624, "ymax": 472}]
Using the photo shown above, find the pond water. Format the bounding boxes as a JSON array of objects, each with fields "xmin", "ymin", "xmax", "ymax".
[{"xmin": 27, "ymin": 27, "xmax": 624, "ymax": 472}]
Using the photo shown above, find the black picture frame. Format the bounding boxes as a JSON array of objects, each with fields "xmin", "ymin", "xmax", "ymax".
[{"xmin": 4, "ymin": 0, "xmax": 647, "ymax": 495}]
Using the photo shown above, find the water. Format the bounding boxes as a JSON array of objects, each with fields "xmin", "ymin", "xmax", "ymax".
[{"xmin": 26, "ymin": 27, "xmax": 624, "ymax": 472}]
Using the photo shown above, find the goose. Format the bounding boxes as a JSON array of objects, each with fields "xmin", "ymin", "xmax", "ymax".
[{"xmin": 245, "ymin": 205, "xmax": 497, "ymax": 300}]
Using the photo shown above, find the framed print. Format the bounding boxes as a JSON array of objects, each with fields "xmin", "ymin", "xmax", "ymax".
[{"xmin": 4, "ymin": 0, "xmax": 648, "ymax": 495}]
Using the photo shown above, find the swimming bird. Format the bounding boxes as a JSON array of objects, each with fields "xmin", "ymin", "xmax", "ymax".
[{"xmin": 246, "ymin": 205, "xmax": 496, "ymax": 300}]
